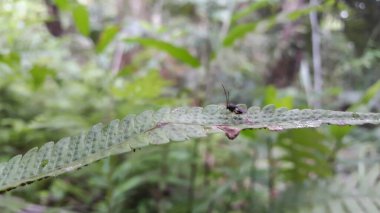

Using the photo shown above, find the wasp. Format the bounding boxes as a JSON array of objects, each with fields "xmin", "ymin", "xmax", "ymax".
[{"xmin": 221, "ymin": 84, "xmax": 246, "ymax": 114}]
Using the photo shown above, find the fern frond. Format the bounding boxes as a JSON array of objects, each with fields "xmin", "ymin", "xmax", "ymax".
[
  {"xmin": 288, "ymin": 166, "xmax": 380, "ymax": 213},
  {"xmin": 1, "ymin": 105, "xmax": 380, "ymax": 192}
]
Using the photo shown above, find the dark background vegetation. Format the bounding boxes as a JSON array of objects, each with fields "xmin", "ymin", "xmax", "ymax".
[{"xmin": 0, "ymin": 0, "xmax": 380, "ymax": 212}]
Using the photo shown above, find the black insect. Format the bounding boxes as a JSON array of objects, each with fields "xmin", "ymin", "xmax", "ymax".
[{"xmin": 221, "ymin": 84, "xmax": 246, "ymax": 114}]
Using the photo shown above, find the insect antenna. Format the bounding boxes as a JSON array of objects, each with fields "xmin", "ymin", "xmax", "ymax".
[
  {"xmin": 221, "ymin": 83, "xmax": 230, "ymax": 106},
  {"xmin": 220, "ymin": 83, "xmax": 246, "ymax": 114}
]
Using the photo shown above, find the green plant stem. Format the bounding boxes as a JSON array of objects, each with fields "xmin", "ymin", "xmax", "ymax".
[
  {"xmin": 158, "ymin": 144, "xmax": 169, "ymax": 213},
  {"xmin": 187, "ymin": 140, "xmax": 199, "ymax": 213},
  {"xmin": 250, "ymin": 148, "xmax": 257, "ymax": 212},
  {"xmin": 106, "ymin": 156, "xmax": 120, "ymax": 212},
  {"xmin": 327, "ymin": 139, "xmax": 343, "ymax": 174},
  {"xmin": 267, "ymin": 137, "xmax": 275, "ymax": 213},
  {"xmin": 203, "ymin": 146, "xmax": 212, "ymax": 186}
]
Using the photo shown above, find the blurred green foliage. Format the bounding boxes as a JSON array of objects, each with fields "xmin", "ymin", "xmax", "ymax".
[
  {"xmin": 72, "ymin": 4, "xmax": 90, "ymax": 36},
  {"xmin": 125, "ymin": 38, "xmax": 201, "ymax": 68},
  {"xmin": 96, "ymin": 25, "xmax": 119, "ymax": 53},
  {"xmin": 0, "ymin": 0, "xmax": 380, "ymax": 212}
]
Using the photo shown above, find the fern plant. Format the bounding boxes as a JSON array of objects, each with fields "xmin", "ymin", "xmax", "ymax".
[
  {"xmin": 1, "ymin": 104, "xmax": 380, "ymax": 192},
  {"xmin": 275, "ymin": 165, "xmax": 380, "ymax": 213}
]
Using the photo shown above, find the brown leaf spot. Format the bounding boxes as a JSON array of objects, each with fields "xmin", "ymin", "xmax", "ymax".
[{"xmin": 217, "ymin": 126, "xmax": 241, "ymax": 140}]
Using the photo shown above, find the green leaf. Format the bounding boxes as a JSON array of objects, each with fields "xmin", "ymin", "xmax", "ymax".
[
  {"xmin": 112, "ymin": 176, "xmax": 146, "ymax": 200},
  {"xmin": 1, "ymin": 105, "xmax": 380, "ymax": 192},
  {"xmin": 286, "ymin": 5, "xmax": 322, "ymax": 21},
  {"xmin": 54, "ymin": 0, "xmax": 70, "ymax": 11},
  {"xmin": 329, "ymin": 125, "xmax": 352, "ymax": 141},
  {"xmin": 112, "ymin": 70, "xmax": 171, "ymax": 99},
  {"xmin": 277, "ymin": 129, "xmax": 333, "ymax": 181},
  {"xmin": 359, "ymin": 80, "xmax": 380, "ymax": 105},
  {"xmin": 29, "ymin": 65, "xmax": 55, "ymax": 89},
  {"xmin": 224, "ymin": 4, "xmax": 324, "ymax": 47},
  {"xmin": 72, "ymin": 5, "xmax": 90, "ymax": 36},
  {"xmin": 125, "ymin": 37, "xmax": 200, "ymax": 68},
  {"xmin": 264, "ymin": 86, "xmax": 293, "ymax": 108},
  {"xmin": 0, "ymin": 52, "xmax": 20, "ymax": 68},
  {"xmin": 231, "ymin": 0, "xmax": 271, "ymax": 23},
  {"xmin": 279, "ymin": 129, "xmax": 329, "ymax": 154},
  {"xmin": 223, "ymin": 23, "xmax": 257, "ymax": 46},
  {"xmin": 264, "ymin": 85, "xmax": 277, "ymax": 104},
  {"xmin": 96, "ymin": 25, "xmax": 119, "ymax": 53},
  {"xmin": 348, "ymin": 80, "xmax": 380, "ymax": 111}
]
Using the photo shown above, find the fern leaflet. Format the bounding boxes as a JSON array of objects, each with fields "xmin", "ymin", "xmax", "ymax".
[{"xmin": 1, "ymin": 104, "xmax": 379, "ymax": 192}]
